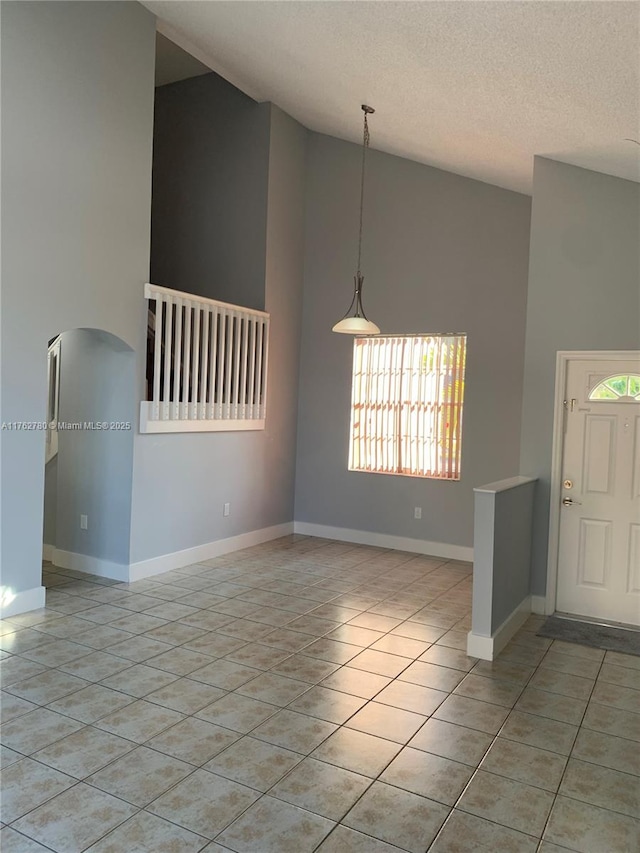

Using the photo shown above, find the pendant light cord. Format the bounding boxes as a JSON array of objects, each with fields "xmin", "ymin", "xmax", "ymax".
[
  {"xmin": 332, "ymin": 104, "xmax": 379, "ymax": 334},
  {"xmin": 356, "ymin": 111, "xmax": 371, "ymax": 277}
]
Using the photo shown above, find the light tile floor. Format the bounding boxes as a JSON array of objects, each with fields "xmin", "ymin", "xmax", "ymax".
[{"xmin": 1, "ymin": 536, "xmax": 639, "ymax": 852}]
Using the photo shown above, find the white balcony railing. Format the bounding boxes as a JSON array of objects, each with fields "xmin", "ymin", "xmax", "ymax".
[{"xmin": 141, "ymin": 283, "xmax": 269, "ymax": 433}]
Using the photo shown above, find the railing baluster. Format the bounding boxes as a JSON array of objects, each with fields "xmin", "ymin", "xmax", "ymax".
[
  {"xmin": 152, "ymin": 297, "xmax": 162, "ymax": 420},
  {"xmin": 200, "ymin": 308, "xmax": 209, "ymax": 420},
  {"xmin": 217, "ymin": 311, "xmax": 226, "ymax": 419},
  {"xmin": 208, "ymin": 308, "xmax": 218, "ymax": 419},
  {"xmin": 182, "ymin": 301, "xmax": 192, "ymax": 420},
  {"xmin": 192, "ymin": 304, "xmax": 201, "ymax": 420},
  {"xmin": 239, "ymin": 315, "xmax": 248, "ymax": 419},
  {"xmin": 232, "ymin": 314, "xmax": 243, "ymax": 419},
  {"xmin": 225, "ymin": 311, "xmax": 234, "ymax": 419},
  {"xmin": 172, "ymin": 298, "xmax": 183, "ymax": 420},
  {"xmin": 162, "ymin": 295, "xmax": 172, "ymax": 420},
  {"xmin": 248, "ymin": 319, "xmax": 257, "ymax": 419}
]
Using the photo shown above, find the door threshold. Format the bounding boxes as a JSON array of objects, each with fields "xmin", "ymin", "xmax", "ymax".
[{"xmin": 553, "ymin": 611, "xmax": 640, "ymax": 633}]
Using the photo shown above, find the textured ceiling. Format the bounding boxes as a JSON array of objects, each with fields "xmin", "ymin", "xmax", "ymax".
[{"xmin": 144, "ymin": 0, "xmax": 640, "ymax": 194}]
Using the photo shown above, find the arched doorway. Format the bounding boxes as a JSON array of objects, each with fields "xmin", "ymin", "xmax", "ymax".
[{"xmin": 42, "ymin": 328, "xmax": 136, "ymax": 588}]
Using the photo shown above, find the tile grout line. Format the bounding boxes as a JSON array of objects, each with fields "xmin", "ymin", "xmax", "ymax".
[
  {"xmin": 13, "ymin": 548, "xmax": 638, "ymax": 852},
  {"xmin": 3, "ymin": 560, "xmax": 472, "ymax": 850},
  {"xmin": 533, "ymin": 645, "xmax": 608, "ymax": 851},
  {"xmin": 425, "ymin": 633, "xmax": 543, "ymax": 851}
]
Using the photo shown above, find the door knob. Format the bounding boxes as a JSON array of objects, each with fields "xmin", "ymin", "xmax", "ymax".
[{"xmin": 562, "ymin": 497, "xmax": 582, "ymax": 507}]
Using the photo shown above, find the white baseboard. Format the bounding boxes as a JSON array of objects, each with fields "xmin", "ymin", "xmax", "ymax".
[
  {"xmin": 52, "ymin": 524, "xmax": 294, "ymax": 584},
  {"xmin": 467, "ymin": 595, "xmax": 531, "ymax": 661},
  {"xmin": 42, "ymin": 543, "xmax": 54, "ymax": 562},
  {"xmin": 1, "ymin": 585, "xmax": 46, "ymax": 618},
  {"xmin": 128, "ymin": 522, "xmax": 295, "ymax": 582},
  {"xmin": 531, "ymin": 595, "xmax": 549, "ymax": 616},
  {"xmin": 52, "ymin": 549, "xmax": 130, "ymax": 582},
  {"xmin": 293, "ymin": 522, "xmax": 473, "ymax": 563}
]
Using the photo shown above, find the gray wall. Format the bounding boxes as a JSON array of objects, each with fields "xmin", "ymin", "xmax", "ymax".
[
  {"xmin": 472, "ymin": 479, "xmax": 536, "ymax": 637},
  {"xmin": 263, "ymin": 106, "xmax": 307, "ymax": 524},
  {"xmin": 55, "ymin": 330, "xmax": 136, "ymax": 566},
  {"xmin": 129, "ymin": 103, "xmax": 306, "ymax": 562},
  {"xmin": 43, "ymin": 458, "xmax": 57, "ymax": 547},
  {"xmin": 151, "ymin": 72, "xmax": 270, "ymax": 310},
  {"xmin": 520, "ymin": 157, "xmax": 640, "ymax": 596},
  {"xmin": 1, "ymin": 1, "xmax": 155, "ymax": 594},
  {"xmin": 295, "ymin": 133, "xmax": 531, "ymax": 548}
]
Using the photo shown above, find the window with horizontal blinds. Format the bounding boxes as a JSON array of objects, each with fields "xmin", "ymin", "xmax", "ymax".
[{"xmin": 348, "ymin": 334, "xmax": 467, "ymax": 480}]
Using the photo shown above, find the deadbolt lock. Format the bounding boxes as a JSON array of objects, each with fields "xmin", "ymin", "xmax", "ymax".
[{"xmin": 563, "ymin": 479, "xmax": 573, "ymax": 490}]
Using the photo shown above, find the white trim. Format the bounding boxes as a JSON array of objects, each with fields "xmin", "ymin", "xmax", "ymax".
[
  {"xmin": 42, "ymin": 543, "xmax": 54, "ymax": 562},
  {"xmin": 531, "ymin": 595, "xmax": 549, "ymax": 616},
  {"xmin": 140, "ymin": 402, "xmax": 265, "ymax": 434},
  {"xmin": 546, "ymin": 353, "xmax": 568, "ymax": 617},
  {"xmin": 474, "ymin": 475, "xmax": 537, "ymax": 494},
  {"xmin": 465, "ymin": 632, "xmax": 495, "ymax": 660},
  {"xmin": 51, "ymin": 524, "xmax": 294, "ymax": 584},
  {"xmin": 145, "ymin": 284, "xmax": 270, "ymax": 319},
  {"xmin": 52, "ymin": 549, "xmax": 130, "ymax": 582},
  {"xmin": 45, "ymin": 337, "xmax": 61, "ymax": 463},
  {"xmin": 128, "ymin": 523, "xmax": 294, "ymax": 581},
  {"xmin": 546, "ymin": 350, "xmax": 640, "ymax": 616},
  {"xmin": 467, "ymin": 596, "xmax": 531, "ymax": 661},
  {"xmin": 0, "ymin": 585, "xmax": 46, "ymax": 618},
  {"xmin": 293, "ymin": 522, "xmax": 473, "ymax": 562}
]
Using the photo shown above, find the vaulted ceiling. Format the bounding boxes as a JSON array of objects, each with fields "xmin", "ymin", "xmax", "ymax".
[{"xmin": 145, "ymin": 1, "xmax": 640, "ymax": 194}]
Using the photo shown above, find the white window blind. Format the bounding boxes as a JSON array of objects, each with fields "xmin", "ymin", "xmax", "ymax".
[{"xmin": 349, "ymin": 334, "xmax": 467, "ymax": 480}]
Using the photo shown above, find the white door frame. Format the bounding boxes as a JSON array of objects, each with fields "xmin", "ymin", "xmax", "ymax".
[{"xmin": 545, "ymin": 350, "xmax": 640, "ymax": 616}]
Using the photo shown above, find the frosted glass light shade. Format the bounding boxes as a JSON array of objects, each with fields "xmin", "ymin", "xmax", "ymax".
[{"xmin": 332, "ymin": 316, "xmax": 381, "ymax": 334}]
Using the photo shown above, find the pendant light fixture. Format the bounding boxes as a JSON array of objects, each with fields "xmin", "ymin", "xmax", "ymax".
[{"xmin": 332, "ymin": 105, "xmax": 380, "ymax": 335}]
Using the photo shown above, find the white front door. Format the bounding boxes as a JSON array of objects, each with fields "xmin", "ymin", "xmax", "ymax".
[{"xmin": 556, "ymin": 357, "xmax": 640, "ymax": 626}]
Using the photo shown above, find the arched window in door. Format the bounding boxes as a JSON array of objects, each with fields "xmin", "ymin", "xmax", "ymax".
[{"xmin": 588, "ymin": 374, "xmax": 640, "ymax": 401}]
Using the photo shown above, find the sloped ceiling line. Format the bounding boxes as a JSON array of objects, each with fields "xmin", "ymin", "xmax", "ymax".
[{"xmin": 146, "ymin": 0, "xmax": 640, "ymax": 195}]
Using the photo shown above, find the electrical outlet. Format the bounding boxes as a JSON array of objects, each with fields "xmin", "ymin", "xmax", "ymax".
[
  {"xmin": 80, "ymin": 514, "xmax": 88, "ymax": 530},
  {"xmin": 414, "ymin": 507, "xmax": 422, "ymax": 520},
  {"xmin": 223, "ymin": 502, "xmax": 230, "ymax": 517}
]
